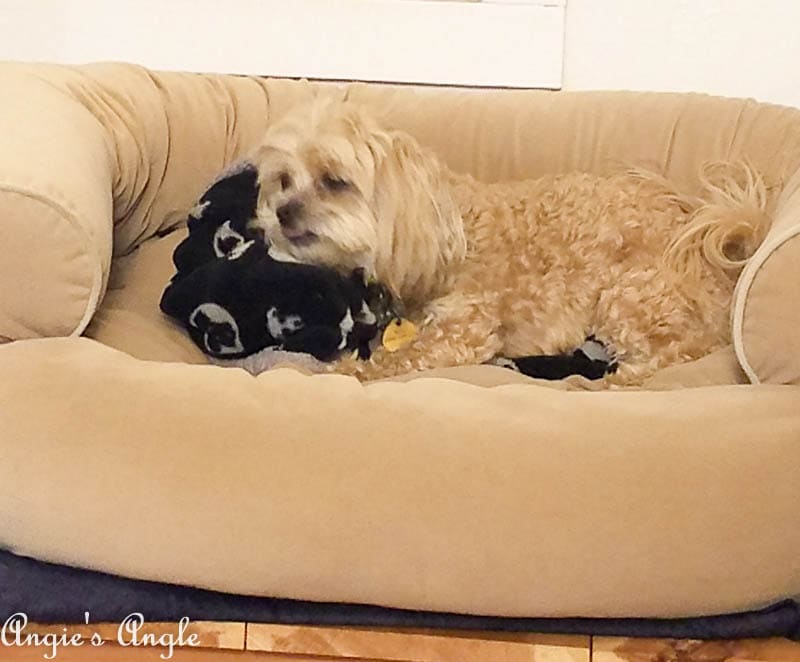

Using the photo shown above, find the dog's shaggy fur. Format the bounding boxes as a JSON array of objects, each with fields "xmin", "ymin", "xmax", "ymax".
[{"xmin": 249, "ymin": 99, "xmax": 772, "ymax": 384}]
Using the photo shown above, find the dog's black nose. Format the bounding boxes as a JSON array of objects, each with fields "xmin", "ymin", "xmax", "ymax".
[{"xmin": 277, "ymin": 201, "xmax": 303, "ymax": 228}]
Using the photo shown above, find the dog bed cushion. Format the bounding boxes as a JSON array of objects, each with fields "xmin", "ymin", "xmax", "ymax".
[{"xmin": 2, "ymin": 63, "xmax": 800, "ymax": 621}]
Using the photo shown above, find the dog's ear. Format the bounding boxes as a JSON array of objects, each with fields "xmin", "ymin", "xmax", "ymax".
[{"xmin": 367, "ymin": 130, "xmax": 466, "ymax": 307}]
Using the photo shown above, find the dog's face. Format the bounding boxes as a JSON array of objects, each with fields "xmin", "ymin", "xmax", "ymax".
[
  {"xmin": 250, "ymin": 100, "xmax": 385, "ymax": 274},
  {"xmin": 249, "ymin": 98, "xmax": 466, "ymax": 307}
]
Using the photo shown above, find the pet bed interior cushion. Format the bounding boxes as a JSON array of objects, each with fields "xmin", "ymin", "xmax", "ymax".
[{"xmin": 91, "ymin": 226, "xmax": 752, "ymax": 390}]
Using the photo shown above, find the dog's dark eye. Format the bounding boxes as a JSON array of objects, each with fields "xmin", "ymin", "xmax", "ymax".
[
  {"xmin": 279, "ymin": 172, "xmax": 292, "ymax": 191},
  {"xmin": 321, "ymin": 173, "xmax": 350, "ymax": 192}
]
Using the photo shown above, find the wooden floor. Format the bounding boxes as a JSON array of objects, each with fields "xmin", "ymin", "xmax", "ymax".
[{"xmin": 2, "ymin": 621, "xmax": 799, "ymax": 661}]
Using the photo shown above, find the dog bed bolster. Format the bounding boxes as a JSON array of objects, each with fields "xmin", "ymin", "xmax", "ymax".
[
  {"xmin": 0, "ymin": 64, "xmax": 113, "ymax": 340},
  {"xmin": 733, "ymin": 163, "xmax": 800, "ymax": 384},
  {"xmin": 1, "ymin": 337, "xmax": 798, "ymax": 619}
]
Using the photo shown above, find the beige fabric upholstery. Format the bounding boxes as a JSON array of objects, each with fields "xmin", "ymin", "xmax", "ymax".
[
  {"xmin": 1, "ymin": 62, "xmax": 799, "ymax": 618},
  {"xmin": 86, "ymin": 228, "xmax": 207, "ymax": 364},
  {"xmin": 733, "ymin": 166, "xmax": 800, "ymax": 384},
  {"xmin": 0, "ymin": 64, "xmax": 113, "ymax": 338},
  {"xmin": 1, "ymin": 337, "xmax": 799, "ymax": 618}
]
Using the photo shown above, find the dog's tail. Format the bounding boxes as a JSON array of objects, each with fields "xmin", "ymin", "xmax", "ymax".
[
  {"xmin": 627, "ymin": 161, "xmax": 772, "ymax": 282},
  {"xmin": 664, "ymin": 161, "xmax": 773, "ymax": 281}
]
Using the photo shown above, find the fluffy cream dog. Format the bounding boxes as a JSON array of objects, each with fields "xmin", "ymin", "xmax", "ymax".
[{"xmin": 249, "ymin": 98, "xmax": 771, "ymax": 384}]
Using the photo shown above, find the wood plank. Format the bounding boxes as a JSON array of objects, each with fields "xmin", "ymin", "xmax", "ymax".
[
  {"xmin": 20, "ymin": 620, "xmax": 246, "ymax": 650},
  {"xmin": 248, "ymin": 624, "xmax": 590, "ymax": 662},
  {"xmin": 0, "ymin": 642, "xmax": 351, "ymax": 661},
  {"xmin": 592, "ymin": 636, "xmax": 800, "ymax": 661}
]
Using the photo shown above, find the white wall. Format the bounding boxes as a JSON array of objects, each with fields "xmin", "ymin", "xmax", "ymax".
[
  {"xmin": 563, "ymin": 0, "xmax": 800, "ymax": 109},
  {"xmin": 2, "ymin": 0, "xmax": 800, "ymax": 107},
  {"xmin": 0, "ymin": 0, "xmax": 565, "ymax": 89}
]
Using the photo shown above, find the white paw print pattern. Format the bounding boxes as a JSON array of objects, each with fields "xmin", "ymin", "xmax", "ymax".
[
  {"xmin": 213, "ymin": 220, "xmax": 254, "ymax": 259},
  {"xmin": 266, "ymin": 307, "xmax": 305, "ymax": 340},
  {"xmin": 189, "ymin": 303, "xmax": 244, "ymax": 355}
]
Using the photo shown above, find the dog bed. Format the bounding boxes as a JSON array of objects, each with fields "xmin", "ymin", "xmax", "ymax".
[{"xmin": 1, "ymin": 62, "xmax": 799, "ymax": 621}]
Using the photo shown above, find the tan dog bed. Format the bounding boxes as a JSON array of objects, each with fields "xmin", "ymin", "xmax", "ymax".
[{"xmin": 0, "ymin": 62, "xmax": 799, "ymax": 619}]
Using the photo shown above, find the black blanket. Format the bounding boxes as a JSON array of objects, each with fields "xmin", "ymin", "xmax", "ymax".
[
  {"xmin": 160, "ymin": 163, "xmax": 395, "ymax": 362},
  {"xmin": 2, "ymin": 550, "xmax": 797, "ymax": 640}
]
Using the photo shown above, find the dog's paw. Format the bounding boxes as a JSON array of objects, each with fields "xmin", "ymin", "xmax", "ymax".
[
  {"xmin": 488, "ymin": 357, "xmax": 521, "ymax": 372},
  {"xmin": 574, "ymin": 355, "xmax": 615, "ymax": 380},
  {"xmin": 495, "ymin": 348, "xmax": 616, "ymax": 381}
]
